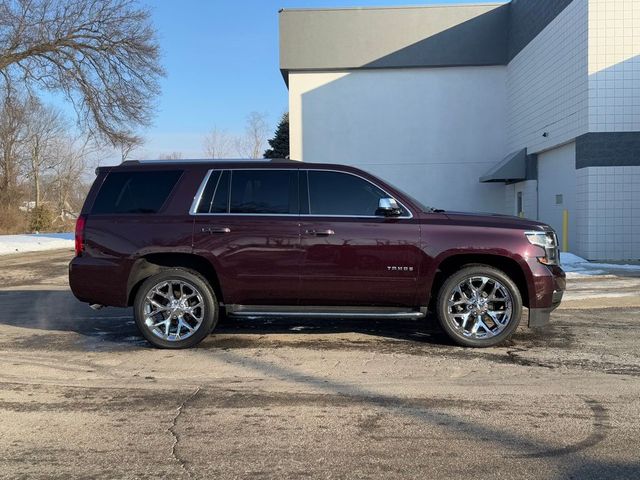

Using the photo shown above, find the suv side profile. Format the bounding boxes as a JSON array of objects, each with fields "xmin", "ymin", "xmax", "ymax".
[{"xmin": 69, "ymin": 160, "xmax": 565, "ymax": 349}]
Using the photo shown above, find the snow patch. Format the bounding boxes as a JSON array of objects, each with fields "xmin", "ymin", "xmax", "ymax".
[
  {"xmin": 561, "ymin": 252, "xmax": 640, "ymax": 275},
  {"xmin": 0, "ymin": 233, "xmax": 74, "ymax": 255}
]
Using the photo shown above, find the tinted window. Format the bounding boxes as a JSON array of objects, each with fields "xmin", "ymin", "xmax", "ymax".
[
  {"xmin": 196, "ymin": 171, "xmax": 221, "ymax": 213},
  {"xmin": 211, "ymin": 170, "xmax": 230, "ymax": 213},
  {"xmin": 308, "ymin": 171, "xmax": 392, "ymax": 216},
  {"xmin": 230, "ymin": 170, "xmax": 298, "ymax": 214},
  {"xmin": 92, "ymin": 170, "xmax": 182, "ymax": 214}
]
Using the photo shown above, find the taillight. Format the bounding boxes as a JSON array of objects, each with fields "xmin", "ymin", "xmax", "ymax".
[{"xmin": 75, "ymin": 215, "xmax": 87, "ymax": 256}]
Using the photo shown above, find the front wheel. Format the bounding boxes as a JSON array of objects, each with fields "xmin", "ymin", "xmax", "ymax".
[
  {"xmin": 436, "ymin": 265, "xmax": 522, "ymax": 347},
  {"xmin": 134, "ymin": 269, "xmax": 218, "ymax": 349}
]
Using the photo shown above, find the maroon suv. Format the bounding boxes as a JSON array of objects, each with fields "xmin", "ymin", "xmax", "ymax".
[{"xmin": 69, "ymin": 160, "xmax": 565, "ymax": 349}]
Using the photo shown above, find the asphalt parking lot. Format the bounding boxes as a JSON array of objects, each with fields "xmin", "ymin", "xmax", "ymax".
[{"xmin": 0, "ymin": 249, "xmax": 639, "ymax": 479}]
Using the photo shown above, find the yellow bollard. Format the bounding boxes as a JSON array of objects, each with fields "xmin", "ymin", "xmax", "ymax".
[{"xmin": 562, "ymin": 209, "xmax": 569, "ymax": 252}]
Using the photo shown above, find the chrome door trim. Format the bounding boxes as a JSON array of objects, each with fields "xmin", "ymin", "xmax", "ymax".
[
  {"xmin": 190, "ymin": 167, "xmax": 414, "ymax": 219},
  {"xmin": 189, "ymin": 169, "xmax": 214, "ymax": 215}
]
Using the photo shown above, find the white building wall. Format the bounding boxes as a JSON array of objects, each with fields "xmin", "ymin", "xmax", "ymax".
[
  {"xmin": 577, "ymin": 166, "xmax": 640, "ymax": 260},
  {"xmin": 537, "ymin": 143, "xmax": 578, "ymax": 252},
  {"xmin": 289, "ymin": 67, "xmax": 507, "ymax": 213},
  {"xmin": 506, "ymin": 0, "xmax": 589, "ymax": 154},
  {"xmin": 588, "ymin": 0, "xmax": 640, "ymax": 132},
  {"xmin": 507, "ymin": 180, "xmax": 538, "ymax": 220}
]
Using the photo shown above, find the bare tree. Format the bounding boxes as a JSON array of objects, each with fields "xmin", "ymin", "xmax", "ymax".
[
  {"xmin": 24, "ymin": 97, "xmax": 65, "ymax": 207},
  {"xmin": 203, "ymin": 126, "xmax": 234, "ymax": 159},
  {"xmin": 236, "ymin": 112, "xmax": 269, "ymax": 159},
  {"xmin": 0, "ymin": 91, "xmax": 27, "ymax": 206},
  {"xmin": 158, "ymin": 151, "xmax": 183, "ymax": 160},
  {"xmin": 48, "ymin": 134, "xmax": 97, "ymax": 218},
  {"xmin": 117, "ymin": 134, "xmax": 145, "ymax": 162},
  {"xmin": 0, "ymin": 0, "xmax": 165, "ymax": 146}
]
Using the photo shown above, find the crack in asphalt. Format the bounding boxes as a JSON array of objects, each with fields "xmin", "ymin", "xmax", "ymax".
[{"xmin": 169, "ymin": 386, "xmax": 201, "ymax": 479}]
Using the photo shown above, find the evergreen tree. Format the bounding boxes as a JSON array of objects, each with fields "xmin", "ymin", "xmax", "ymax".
[{"xmin": 263, "ymin": 112, "xmax": 289, "ymax": 159}]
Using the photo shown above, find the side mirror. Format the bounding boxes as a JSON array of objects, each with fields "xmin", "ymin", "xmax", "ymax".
[{"xmin": 377, "ymin": 197, "xmax": 402, "ymax": 217}]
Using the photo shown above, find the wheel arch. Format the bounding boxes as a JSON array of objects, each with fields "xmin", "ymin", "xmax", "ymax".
[
  {"xmin": 429, "ymin": 253, "xmax": 530, "ymax": 310},
  {"xmin": 127, "ymin": 252, "xmax": 223, "ymax": 306}
]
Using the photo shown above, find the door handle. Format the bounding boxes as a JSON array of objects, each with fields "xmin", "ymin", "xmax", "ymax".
[
  {"xmin": 305, "ymin": 229, "xmax": 335, "ymax": 236},
  {"xmin": 201, "ymin": 227, "xmax": 231, "ymax": 234}
]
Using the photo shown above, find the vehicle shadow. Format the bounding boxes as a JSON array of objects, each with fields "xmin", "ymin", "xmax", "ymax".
[{"xmin": 0, "ymin": 289, "xmax": 459, "ymax": 349}]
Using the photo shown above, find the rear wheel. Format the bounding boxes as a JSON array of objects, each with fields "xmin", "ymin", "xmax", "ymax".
[
  {"xmin": 134, "ymin": 269, "xmax": 218, "ymax": 349},
  {"xmin": 436, "ymin": 265, "xmax": 522, "ymax": 347}
]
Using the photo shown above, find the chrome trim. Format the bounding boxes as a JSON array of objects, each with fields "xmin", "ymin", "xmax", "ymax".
[
  {"xmin": 204, "ymin": 169, "xmax": 224, "ymax": 214},
  {"xmin": 189, "ymin": 169, "xmax": 214, "ymax": 215},
  {"xmin": 189, "ymin": 167, "xmax": 414, "ymax": 219},
  {"xmin": 225, "ymin": 304, "xmax": 427, "ymax": 319}
]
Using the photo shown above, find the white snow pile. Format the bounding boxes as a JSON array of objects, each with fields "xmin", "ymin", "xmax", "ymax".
[
  {"xmin": 561, "ymin": 252, "xmax": 640, "ymax": 277},
  {"xmin": 0, "ymin": 232, "xmax": 74, "ymax": 255}
]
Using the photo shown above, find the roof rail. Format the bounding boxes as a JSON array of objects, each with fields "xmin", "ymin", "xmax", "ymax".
[{"xmin": 119, "ymin": 158, "xmax": 296, "ymax": 165}]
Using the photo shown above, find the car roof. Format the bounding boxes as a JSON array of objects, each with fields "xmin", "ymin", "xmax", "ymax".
[
  {"xmin": 120, "ymin": 158, "xmax": 297, "ymax": 167},
  {"xmin": 113, "ymin": 159, "xmax": 366, "ymax": 171}
]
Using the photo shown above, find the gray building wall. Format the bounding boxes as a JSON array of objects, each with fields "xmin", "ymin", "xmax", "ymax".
[
  {"xmin": 280, "ymin": 1, "xmax": 580, "ymax": 78},
  {"xmin": 280, "ymin": 4, "xmax": 509, "ymax": 74},
  {"xmin": 576, "ymin": 132, "xmax": 640, "ymax": 169},
  {"xmin": 507, "ymin": 0, "xmax": 575, "ymax": 60}
]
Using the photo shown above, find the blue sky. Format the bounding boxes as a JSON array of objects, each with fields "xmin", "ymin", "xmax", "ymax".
[{"xmin": 118, "ymin": 0, "xmax": 490, "ymax": 159}]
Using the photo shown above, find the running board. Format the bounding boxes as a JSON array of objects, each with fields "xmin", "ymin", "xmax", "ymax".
[{"xmin": 225, "ymin": 305, "xmax": 428, "ymax": 319}]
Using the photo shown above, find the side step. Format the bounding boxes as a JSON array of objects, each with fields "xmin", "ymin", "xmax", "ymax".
[{"xmin": 225, "ymin": 305, "xmax": 428, "ymax": 320}]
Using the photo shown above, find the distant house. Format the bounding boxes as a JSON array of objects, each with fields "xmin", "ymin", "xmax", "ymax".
[{"xmin": 279, "ymin": 0, "xmax": 640, "ymax": 261}]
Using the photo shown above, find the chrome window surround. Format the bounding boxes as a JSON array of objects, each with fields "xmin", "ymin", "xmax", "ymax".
[{"xmin": 189, "ymin": 168, "xmax": 414, "ymax": 219}]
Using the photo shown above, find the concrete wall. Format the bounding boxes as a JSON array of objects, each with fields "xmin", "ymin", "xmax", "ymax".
[
  {"xmin": 537, "ymin": 143, "xmax": 578, "ymax": 252},
  {"xmin": 506, "ymin": 0, "xmax": 589, "ymax": 154},
  {"xmin": 505, "ymin": 180, "xmax": 538, "ymax": 219},
  {"xmin": 588, "ymin": 0, "xmax": 640, "ymax": 133},
  {"xmin": 576, "ymin": 166, "xmax": 640, "ymax": 260},
  {"xmin": 288, "ymin": 67, "xmax": 507, "ymax": 213}
]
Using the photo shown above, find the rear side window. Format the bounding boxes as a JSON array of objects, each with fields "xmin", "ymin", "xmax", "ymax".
[
  {"xmin": 196, "ymin": 170, "xmax": 229, "ymax": 214},
  {"xmin": 91, "ymin": 170, "xmax": 182, "ymax": 214},
  {"xmin": 307, "ymin": 170, "xmax": 388, "ymax": 216},
  {"xmin": 230, "ymin": 170, "xmax": 298, "ymax": 214}
]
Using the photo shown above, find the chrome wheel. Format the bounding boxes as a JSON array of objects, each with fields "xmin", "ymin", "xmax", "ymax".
[
  {"xmin": 142, "ymin": 280, "xmax": 205, "ymax": 342},
  {"xmin": 446, "ymin": 276, "xmax": 513, "ymax": 340}
]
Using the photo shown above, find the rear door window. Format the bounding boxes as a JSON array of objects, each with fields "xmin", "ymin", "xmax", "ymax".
[
  {"xmin": 195, "ymin": 171, "xmax": 221, "ymax": 213},
  {"xmin": 196, "ymin": 170, "xmax": 230, "ymax": 214},
  {"xmin": 91, "ymin": 170, "xmax": 182, "ymax": 214},
  {"xmin": 229, "ymin": 170, "xmax": 298, "ymax": 214},
  {"xmin": 211, "ymin": 170, "xmax": 230, "ymax": 213}
]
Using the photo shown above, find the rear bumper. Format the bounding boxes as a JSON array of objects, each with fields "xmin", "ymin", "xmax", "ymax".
[{"xmin": 69, "ymin": 256, "xmax": 129, "ymax": 307}]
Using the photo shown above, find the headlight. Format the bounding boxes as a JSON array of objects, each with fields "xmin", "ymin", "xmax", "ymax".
[{"xmin": 525, "ymin": 231, "xmax": 560, "ymax": 266}]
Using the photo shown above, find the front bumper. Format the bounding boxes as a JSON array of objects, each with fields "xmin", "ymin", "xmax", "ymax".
[
  {"xmin": 528, "ymin": 289, "xmax": 564, "ymax": 327},
  {"xmin": 524, "ymin": 260, "xmax": 565, "ymax": 328}
]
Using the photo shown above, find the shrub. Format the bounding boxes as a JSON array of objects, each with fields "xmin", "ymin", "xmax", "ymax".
[
  {"xmin": 29, "ymin": 205, "xmax": 54, "ymax": 233},
  {"xmin": 0, "ymin": 207, "xmax": 28, "ymax": 234}
]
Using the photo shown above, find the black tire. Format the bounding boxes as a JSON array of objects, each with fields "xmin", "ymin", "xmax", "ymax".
[
  {"xmin": 134, "ymin": 268, "xmax": 218, "ymax": 349},
  {"xmin": 436, "ymin": 265, "xmax": 522, "ymax": 348}
]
